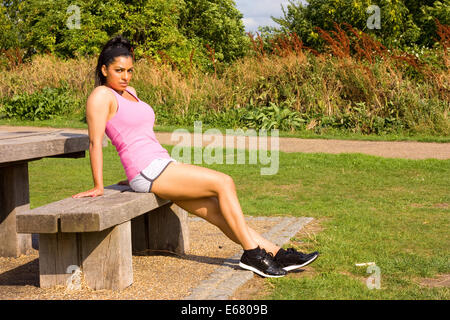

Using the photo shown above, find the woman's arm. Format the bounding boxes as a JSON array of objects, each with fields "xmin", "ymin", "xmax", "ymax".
[{"xmin": 72, "ymin": 88, "xmax": 111, "ymax": 198}]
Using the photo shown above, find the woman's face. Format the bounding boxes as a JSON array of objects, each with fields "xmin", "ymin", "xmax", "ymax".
[{"xmin": 102, "ymin": 56, "xmax": 134, "ymax": 92}]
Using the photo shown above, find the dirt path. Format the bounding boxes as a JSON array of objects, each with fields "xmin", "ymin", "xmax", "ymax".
[{"xmin": 1, "ymin": 125, "xmax": 449, "ymax": 160}]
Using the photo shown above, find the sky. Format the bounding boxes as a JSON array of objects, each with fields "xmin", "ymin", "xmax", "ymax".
[{"xmin": 234, "ymin": 0, "xmax": 292, "ymax": 32}]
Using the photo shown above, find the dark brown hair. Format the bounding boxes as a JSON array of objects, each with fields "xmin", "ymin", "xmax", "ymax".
[{"xmin": 95, "ymin": 35, "xmax": 134, "ymax": 87}]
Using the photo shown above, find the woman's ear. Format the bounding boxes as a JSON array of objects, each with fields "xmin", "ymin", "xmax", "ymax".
[{"xmin": 101, "ymin": 65, "xmax": 108, "ymax": 77}]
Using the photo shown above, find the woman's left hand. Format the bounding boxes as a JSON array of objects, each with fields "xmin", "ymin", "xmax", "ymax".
[
  {"xmin": 118, "ymin": 179, "xmax": 129, "ymax": 186},
  {"xmin": 72, "ymin": 187, "xmax": 104, "ymax": 198}
]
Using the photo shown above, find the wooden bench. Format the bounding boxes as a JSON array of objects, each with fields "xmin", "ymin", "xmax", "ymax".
[{"xmin": 15, "ymin": 184, "xmax": 190, "ymax": 290}]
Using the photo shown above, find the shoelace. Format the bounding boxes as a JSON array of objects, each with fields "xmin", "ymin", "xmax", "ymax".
[
  {"xmin": 260, "ymin": 248, "xmax": 275, "ymax": 260},
  {"xmin": 286, "ymin": 248, "xmax": 306, "ymax": 256}
]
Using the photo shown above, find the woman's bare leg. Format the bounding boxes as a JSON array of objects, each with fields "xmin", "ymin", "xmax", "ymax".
[
  {"xmin": 151, "ymin": 162, "xmax": 266, "ymax": 251},
  {"xmin": 173, "ymin": 196, "xmax": 280, "ymax": 255}
]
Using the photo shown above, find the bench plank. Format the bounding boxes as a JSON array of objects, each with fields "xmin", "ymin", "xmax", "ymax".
[
  {"xmin": 16, "ymin": 187, "xmax": 124, "ymax": 233},
  {"xmin": 0, "ymin": 132, "xmax": 90, "ymax": 163},
  {"xmin": 60, "ymin": 191, "xmax": 170, "ymax": 233},
  {"xmin": 16, "ymin": 185, "xmax": 171, "ymax": 233}
]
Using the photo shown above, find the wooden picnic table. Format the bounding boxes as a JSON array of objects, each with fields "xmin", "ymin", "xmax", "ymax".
[{"xmin": 0, "ymin": 129, "xmax": 92, "ymax": 257}]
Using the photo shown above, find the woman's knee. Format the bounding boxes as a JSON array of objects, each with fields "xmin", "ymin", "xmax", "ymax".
[{"xmin": 214, "ymin": 172, "xmax": 235, "ymax": 193}]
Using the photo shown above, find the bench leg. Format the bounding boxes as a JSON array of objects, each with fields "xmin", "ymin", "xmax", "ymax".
[
  {"xmin": 38, "ymin": 232, "xmax": 78, "ymax": 288},
  {"xmin": 0, "ymin": 163, "xmax": 32, "ymax": 257},
  {"xmin": 39, "ymin": 221, "xmax": 133, "ymax": 290},
  {"xmin": 131, "ymin": 203, "xmax": 190, "ymax": 255}
]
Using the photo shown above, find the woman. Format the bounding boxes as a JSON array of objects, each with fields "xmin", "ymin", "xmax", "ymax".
[{"xmin": 73, "ymin": 35, "xmax": 318, "ymax": 278}]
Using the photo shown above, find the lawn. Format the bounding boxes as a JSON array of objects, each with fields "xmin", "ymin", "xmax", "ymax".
[{"xmin": 28, "ymin": 143, "xmax": 450, "ymax": 300}]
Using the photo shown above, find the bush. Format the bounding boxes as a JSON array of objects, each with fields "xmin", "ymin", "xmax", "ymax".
[
  {"xmin": 1, "ymin": 84, "xmax": 79, "ymax": 120},
  {"xmin": 241, "ymin": 102, "xmax": 306, "ymax": 131},
  {"xmin": 271, "ymin": 0, "xmax": 449, "ymax": 51}
]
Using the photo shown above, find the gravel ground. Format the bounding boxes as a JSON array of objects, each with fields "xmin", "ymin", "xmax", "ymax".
[{"xmin": 0, "ymin": 217, "xmax": 278, "ymax": 300}]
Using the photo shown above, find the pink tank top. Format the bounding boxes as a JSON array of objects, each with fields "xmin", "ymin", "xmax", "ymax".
[{"xmin": 105, "ymin": 87, "xmax": 171, "ymax": 181}]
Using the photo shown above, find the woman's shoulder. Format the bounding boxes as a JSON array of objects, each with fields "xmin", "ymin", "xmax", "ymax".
[
  {"xmin": 87, "ymin": 86, "xmax": 116, "ymax": 104},
  {"xmin": 89, "ymin": 85, "xmax": 115, "ymax": 98},
  {"xmin": 126, "ymin": 86, "xmax": 137, "ymax": 97},
  {"xmin": 86, "ymin": 86, "xmax": 116, "ymax": 111}
]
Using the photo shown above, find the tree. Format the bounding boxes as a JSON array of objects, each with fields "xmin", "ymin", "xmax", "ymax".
[
  {"xmin": 179, "ymin": 0, "xmax": 249, "ymax": 62},
  {"xmin": 408, "ymin": 0, "xmax": 450, "ymax": 47},
  {"xmin": 0, "ymin": 1, "xmax": 22, "ymax": 50},
  {"xmin": 1, "ymin": 0, "xmax": 248, "ymax": 69},
  {"xmin": 271, "ymin": 0, "xmax": 449, "ymax": 50}
]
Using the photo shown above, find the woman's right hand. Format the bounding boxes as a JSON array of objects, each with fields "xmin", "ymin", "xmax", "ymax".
[{"xmin": 72, "ymin": 187, "xmax": 104, "ymax": 198}]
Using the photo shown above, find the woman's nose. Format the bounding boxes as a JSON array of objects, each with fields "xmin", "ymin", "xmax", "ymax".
[{"xmin": 122, "ymin": 71, "xmax": 131, "ymax": 80}]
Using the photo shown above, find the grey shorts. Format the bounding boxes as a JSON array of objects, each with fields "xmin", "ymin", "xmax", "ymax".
[{"xmin": 129, "ymin": 158, "xmax": 177, "ymax": 193}]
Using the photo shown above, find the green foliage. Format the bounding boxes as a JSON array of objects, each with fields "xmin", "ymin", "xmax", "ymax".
[
  {"xmin": 317, "ymin": 102, "xmax": 407, "ymax": 135},
  {"xmin": 0, "ymin": 0, "xmax": 248, "ymax": 70},
  {"xmin": 242, "ymin": 102, "xmax": 305, "ymax": 131},
  {"xmin": 119, "ymin": 0, "xmax": 200, "ymax": 68},
  {"xmin": 2, "ymin": 0, "xmax": 110, "ymax": 57},
  {"xmin": 179, "ymin": 0, "xmax": 249, "ymax": 63},
  {"xmin": 271, "ymin": 0, "xmax": 449, "ymax": 50},
  {"xmin": 0, "ymin": 2, "xmax": 23, "ymax": 68},
  {"xmin": 405, "ymin": 0, "xmax": 450, "ymax": 47},
  {"xmin": 0, "ymin": 4, "xmax": 20, "ymax": 50},
  {"xmin": 152, "ymin": 101, "xmax": 306, "ymax": 131},
  {"xmin": 1, "ymin": 84, "xmax": 79, "ymax": 120}
]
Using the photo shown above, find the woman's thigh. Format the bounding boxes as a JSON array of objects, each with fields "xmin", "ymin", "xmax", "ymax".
[{"xmin": 150, "ymin": 162, "xmax": 232, "ymax": 201}]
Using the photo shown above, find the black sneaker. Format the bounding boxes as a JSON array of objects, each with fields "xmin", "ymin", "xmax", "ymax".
[
  {"xmin": 239, "ymin": 247, "xmax": 287, "ymax": 278},
  {"xmin": 275, "ymin": 248, "xmax": 319, "ymax": 271}
]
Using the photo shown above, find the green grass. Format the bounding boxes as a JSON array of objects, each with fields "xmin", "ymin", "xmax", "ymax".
[
  {"xmin": 0, "ymin": 117, "xmax": 88, "ymax": 130},
  {"xmin": 1, "ymin": 118, "xmax": 449, "ymax": 143},
  {"xmin": 28, "ymin": 143, "xmax": 450, "ymax": 299}
]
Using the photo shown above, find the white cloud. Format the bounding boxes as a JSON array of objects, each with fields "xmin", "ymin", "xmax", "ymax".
[
  {"xmin": 235, "ymin": 0, "xmax": 291, "ymax": 32},
  {"xmin": 241, "ymin": 17, "xmax": 258, "ymax": 30},
  {"xmin": 242, "ymin": 17, "xmax": 277, "ymax": 32}
]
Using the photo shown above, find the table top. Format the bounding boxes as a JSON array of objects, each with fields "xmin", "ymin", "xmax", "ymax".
[{"xmin": 0, "ymin": 130, "xmax": 90, "ymax": 164}]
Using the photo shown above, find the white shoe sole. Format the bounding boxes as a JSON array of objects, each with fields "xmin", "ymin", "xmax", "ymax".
[
  {"xmin": 282, "ymin": 253, "xmax": 319, "ymax": 272},
  {"xmin": 239, "ymin": 262, "xmax": 286, "ymax": 278}
]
